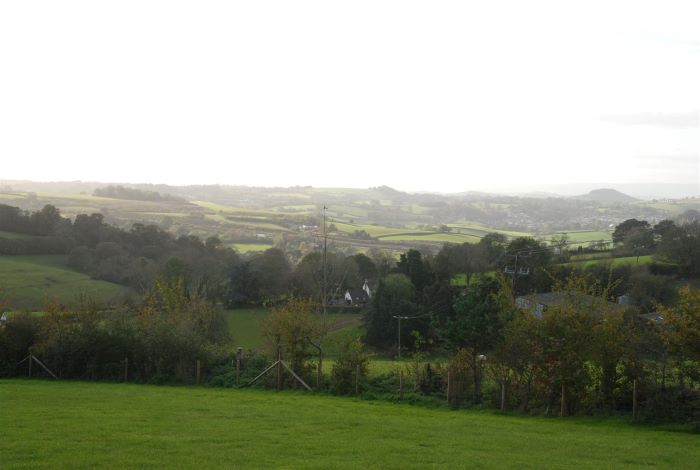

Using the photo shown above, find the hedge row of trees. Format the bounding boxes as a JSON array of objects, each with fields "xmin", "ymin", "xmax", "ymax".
[
  {"xmin": 2, "ymin": 204, "xmax": 698, "ymax": 311},
  {"xmin": 0, "ymin": 204, "xmax": 386, "ymax": 308},
  {"xmin": 362, "ymin": 275, "xmax": 699, "ymax": 425},
  {"xmin": 0, "ymin": 279, "xmax": 229, "ymax": 383},
  {"xmin": 93, "ymin": 185, "xmax": 186, "ymax": 202}
]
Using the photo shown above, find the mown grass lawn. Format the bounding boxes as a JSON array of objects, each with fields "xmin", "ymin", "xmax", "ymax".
[{"xmin": 1, "ymin": 380, "xmax": 698, "ymax": 469}]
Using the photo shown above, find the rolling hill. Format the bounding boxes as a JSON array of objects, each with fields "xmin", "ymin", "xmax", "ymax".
[{"xmin": 574, "ymin": 188, "xmax": 639, "ymax": 204}]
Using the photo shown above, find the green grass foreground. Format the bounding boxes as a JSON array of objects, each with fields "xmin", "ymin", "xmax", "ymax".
[{"xmin": 2, "ymin": 380, "xmax": 698, "ymax": 469}]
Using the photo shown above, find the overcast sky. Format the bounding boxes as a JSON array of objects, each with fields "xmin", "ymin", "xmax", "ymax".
[{"xmin": 1, "ymin": 1, "xmax": 698, "ymax": 194}]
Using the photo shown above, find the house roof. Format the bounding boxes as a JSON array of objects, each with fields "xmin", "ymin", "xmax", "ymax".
[
  {"xmin": 346, "ymin": 289, "xmax": 370, "ymax": 303},
  {"xmin": 516, "ymin": 291, "xmax": 625, "ymax": 317}
]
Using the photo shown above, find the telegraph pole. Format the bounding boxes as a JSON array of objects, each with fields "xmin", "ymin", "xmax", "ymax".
[
  {"xmin": 504, "ymin": 251, "xmax": 530, "ymax": 296},
  {"xmin": 392, "ymin": 314, "xmax": 430, "ymax": 360},
  {"xmin": 393, "ymin": 315, "xmax": 409, "ymax": 360},
  {"xmin": 322, "ymin": 205, "xmax": 328, "ymax": 315}
]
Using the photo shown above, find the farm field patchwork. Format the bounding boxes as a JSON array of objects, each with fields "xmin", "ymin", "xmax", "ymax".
[{"xmin": 2, "ymin": 380, "xmax": 699, "ymax": 469}]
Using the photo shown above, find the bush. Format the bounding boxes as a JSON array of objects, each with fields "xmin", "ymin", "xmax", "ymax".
[
  {"xmin": 330, "ymin": 337, "xmax": 370, "ymax": 395},
  {"xmin": 649, "ymin": 262, "xmax": 678, "ymax": 276},
  {"xmin": 0, "ymin": 313, "xmax": 41, "ymax": 376}
]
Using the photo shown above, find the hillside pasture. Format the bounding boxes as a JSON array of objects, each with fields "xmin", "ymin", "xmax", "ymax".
[
  {"xmin": 0, "ymin": 192, "xmax": 27, "ymax": 200},
  {"xmin": 0, "ymin": 230, "xmax": 36, "ymax": 240},
  {"xmin": 378, "ymin": 232, "xmax": 481, "ymax": 244},
  {"xmin": 332, "ymin": 222, "xmax": 411, "ymax": 238},
  {"xmin": 447, "ymin": 223, "xmax": 530, "ymax": 239},
  {"xmin": 230, "ymin": 243, "xmax": 273, "ymax": 254},
  {"xmin": 193, "ymin": 200, "xmax": 286, "ymax": 216},
  {"xmin": 543, "ymin": 230, "xmax": 613, "ymax": 247},
  {"xmin": 2, "ymin": 380, "xmax": 699, "ymax": 469},
  {"xmin": 565, "ymin": 255, "xmax": 655, "ymax": 269},
  {"xmin": 0, "ymin": 255, "xmax": 130, "ymax": 309}
]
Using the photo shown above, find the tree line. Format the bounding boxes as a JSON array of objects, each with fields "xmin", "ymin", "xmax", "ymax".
[
  {"xmin": 1, "ymin": 204, "xmax": 699, "ymax": 425},
  {"xmin": 93, "ymin": 185, "xmax": 186, "ymax": 202}
]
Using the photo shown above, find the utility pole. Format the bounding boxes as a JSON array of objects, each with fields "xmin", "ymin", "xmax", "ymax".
[
  {"xmin": 504, "ymin": 251, "xmax": 530, "ymax": 296},
  {"xmin": 393, "ymin": 315, "xmax": 409, "ymax": 360},
  {"xmin": 322, "ymin": 205, "xmax": 328, "ymax": 316},
  {"xmin": 312, "ymin": 205, "xmax": 328, "ymax": 390}
]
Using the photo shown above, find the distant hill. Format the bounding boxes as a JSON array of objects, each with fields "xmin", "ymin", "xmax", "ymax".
[{"xmin": 574, "ymin": 188, "xmax": 639, "ymax": 204}]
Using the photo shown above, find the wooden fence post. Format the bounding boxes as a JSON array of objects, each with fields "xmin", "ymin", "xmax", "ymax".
[
  {"xmin": 276, "ymin": 348, "xmax": 282, "ymax": 391},
  {"xmin": 446, "ymin": 370, "xmax": 450, "ymax": 405},
  {"xmin": 124, "ymin": 357, "xmax": 129, "ymax": 383},
  {"xmin": 560, "ymin": 384, "xmax": 566, "ymax": 417},
  {"xmin": 236, "ymin": 347, "xmax": 242, "ymax": 386},
  {"xmin": 632, "ymin": 379, "xmax": 638, "ymax": 420},
  {"xmin": 500, "ymin": 382, "xmax": 506, "ymax": 411},
  {"xmin": 28, "ymin": 354, "xmax": 33, "ymax": 378},
  {"xmin": 355, "ymin": 365, "xmax": 360, "ymax": 395},
  {"xmin": 196, "ymin": 359, "xmax": 201, "ymax": 385},
  {"xmin": 399, "ymin": 369, "xmax": 404, "ymax": 398}
]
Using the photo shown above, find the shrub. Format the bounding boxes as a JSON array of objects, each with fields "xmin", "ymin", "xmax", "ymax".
[{"xmin": 330, "ymin": 337, "xmax": 371, "ymax": 395}]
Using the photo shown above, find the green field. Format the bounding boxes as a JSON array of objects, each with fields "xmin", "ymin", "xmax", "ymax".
[
  {"xmin": 230, "ymin": 243, "xmax": 274, "ymax": 253},
  {"xmin": 378, "ymin": 232, "xmax": 482, "ymax": 244},
  {"xmin": 332, "ymin": 221, "xmax": 411, "ymax": 238},
  {"xmin": 543, "ymin": 230, "xmax": 613, "ymax": 247},
  {"xmin": 333, "ymin": 221, "xmax": 524, "ymax": 244},
  {"xmin": 2, "ymin": 380, "xmax": 698, "ymax": 469},
  {"xmin": 0, "ymin": 230, "xmax": 35, "ymax": 240},
  {"xmin": 0, "ymin": 255, "xmax": 130, "ymax": 309},
  {"xmin": 0, "ymin": 192, "xmax": 27, "ymax": 200},
  {"xmin": 567, "ymin": 255, "xmax": 655, "ymax": 269},
  {"xmin": 447, "ymin": 223, "xmax": 530, "ymax": 239}
]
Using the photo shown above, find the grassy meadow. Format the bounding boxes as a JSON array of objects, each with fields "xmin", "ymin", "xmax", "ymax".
[
  {"xmin": 542, "ymin": 230, "xmax": 613, "ymax": 247},
  {"xmin": 0, "ymin": 230, "xmax": 36, "ymax": 240},
  {"xmin": 566, "ymin": 255, "xmax": 655, "ymax": 269},
  {"xmin": 0, "ymin": 255, "xmax": 130, "ymax": 309},
  {"xmin": 2, "ymin": 380, "xmax": 699, "ymax": 469},
  {"xmin": 229, "ymin": 243, "xmax": 274, "ymax": 253}
]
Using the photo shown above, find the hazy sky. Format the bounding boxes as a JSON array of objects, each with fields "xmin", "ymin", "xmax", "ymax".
[{"xmin": 1, "ymin": 1, "xmax": 698, "ymax": 193}]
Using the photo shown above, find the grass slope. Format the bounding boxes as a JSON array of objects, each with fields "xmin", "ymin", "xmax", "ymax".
[
  {"xmin": 0, "ymin": 255, "xmax": 129, "ymax": 309},
  {"xmin": 0, "ymin": 230, "xmax": 36, "ymax": 240},
  {"xmin": 1, "ymin": 380, "xmax": 698, "ymax": 469},
  {"xmin": 566, "ymin": 255, "xmax": 655, "ymax": 268},
  {"xmin": 378, "ymin": 232, "xmax": 481, "ymax": 244},
  {"xmin": 542, "ymin": 230, "xmax": 613, "ymax": 247}
]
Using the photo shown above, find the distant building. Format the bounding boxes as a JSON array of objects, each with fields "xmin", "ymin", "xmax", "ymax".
[
  {"xmin": 515, "ymin": 291, "xmax": 626, "ymax": 319},
  {"xmin": 344, "ymin": 280, "xmax": 372, "ymax": 307}
]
